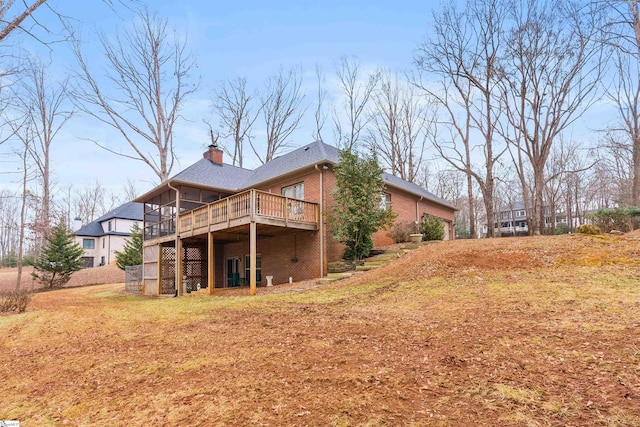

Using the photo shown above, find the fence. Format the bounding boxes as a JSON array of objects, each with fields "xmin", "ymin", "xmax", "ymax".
[{"xmin": 125, "ymin": 265, "xmax": 143, "ymax": 294}]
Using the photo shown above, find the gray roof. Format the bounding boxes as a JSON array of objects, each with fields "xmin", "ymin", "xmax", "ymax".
[
  {"xmin": 171, "ymin": 158, "xmax": 253, "ymax": 191},
  {"xmin": 382, "ymin": 172, "xmax": 456, "ymax": 210},
  {"xmin": 95, "ymin": 201, "xmax": 143, "ymax": 222},
  {"xmin": 244, "ymin": 141, "xmax": 340, "ymax": 186},
  {"xmin": 75, "ymin": 222, "xmax": 105, "ymax": 237},
  {"xmin": 141, "ymin": 140, "xmax": 456, "ymax": 210},
  {"xmin": 75, "ymin": 202, "xmax": 143, "ymax": 237}
]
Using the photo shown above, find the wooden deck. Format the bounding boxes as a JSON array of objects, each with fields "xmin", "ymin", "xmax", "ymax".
[{"xmin": 178, "ymin": 189, "xmax": 319, "ymax": 238}]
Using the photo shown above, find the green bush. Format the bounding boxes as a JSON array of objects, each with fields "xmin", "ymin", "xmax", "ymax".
[
  {"xmin": 554, "ymin": 223, "xmax": 569, "ymax": 235},
  {"xmin": 32, "ymin": 220, "xmax": 84, "ymax": 288},
  {"xmin": 422, "ymin": 215, "xmax": 445, "ymax": 241},
  {"xmin": 575, "ymin": 224, "xmax": 601, "ymax": 235},
  {"xmin": 586, "ymin": 207, "xmax": 640, "ymax": 233},
  {"xmin": 115, "ymin": 223, "xmax": 143, "ymax": 270}
]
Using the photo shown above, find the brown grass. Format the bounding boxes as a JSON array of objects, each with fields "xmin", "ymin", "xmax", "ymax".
[
  {"xmin": 0, "ymin": 264, "xmax": 124, "ymax": 293},
  {"xmin": 1, "ymin": 234, "xmax": 639, "ymax": 426}
]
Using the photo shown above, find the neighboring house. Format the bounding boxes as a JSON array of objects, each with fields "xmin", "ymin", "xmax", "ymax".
[
  {"xmin": 485, "ymin": 201, "xmax": 576, "ymax": 236},
  {"xmin": 74, "ymin": 202, "xmax": 143, "ymax": 268},
  {"xmin": 133, "ymin": 140, "xmax": 457, "ymax": 296}
]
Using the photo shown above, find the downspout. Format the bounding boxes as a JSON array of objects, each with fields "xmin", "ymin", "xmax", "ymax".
[
  {"xmin": 168, "ymin": 181, "xmax": 182, "ymax": 296},
  {"xmin": 315, "ymin": 164, "xmax": 324, "ymax": 278}
]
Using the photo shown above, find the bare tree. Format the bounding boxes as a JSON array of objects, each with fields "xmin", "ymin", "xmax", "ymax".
[
  {"xmin": 252, "ymin": 67, "xmax": 305, "ymax": 164},
  {"xmin": 72, "ymin": 9, "xmax": 198, "ymax": 182},
  {"xmin": 12, "ymin": 58, "xmax": 72, "ymax": 236},
  {"xmin": 74, "ymin": 181, "xmax": 107, "ymax": 225},
  {"xmin": 366, "ymin": 71, "xmax": 434, "ymax": 183},
  {"xmin": 593, "ymin": 131, "xmax": 634, "ymax": 205},
  {"xmin": 121, "ymin": 178, "xmax": 139, "ymax": 202},
  {"xmin": 15, "ymin": 140, "xmax": 32, "ymax": 288},
  {"xmin": 415, "ymin": 0, "xmax": 508, "ymax": 238},
  {"xmin": 333, "ymin": 56, "xmax": 380, "ymax": 150},
  {"xmin": 211, "ymin": 77, "xmax": 259, "ymax": 168},
  {"xmin": 605, "ymin": 51, "xmax": 640, "ymax": 206},
  {"xmin": 597, "ymin": 0, "xmax": 640, "ymax": 207},
  {"xmin": 313, "ymin": 64, "xmax": 327, "ymax": 142},
  {"xmin": 0, "ymin": 190, "xmax": 19, "ymax": 266},
  {"xmin": 500, "ymin": 0, "xmax": 604, "ymax": 235},
  {"xmin": 0, "ymin": 1, "xmax": 138, "ymax": 45}
]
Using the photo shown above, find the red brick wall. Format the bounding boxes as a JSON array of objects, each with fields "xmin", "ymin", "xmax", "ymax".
[
  {"xmin": 258, "ymin": 170, "xmax": 322, "ymax": 203},
  {"xmin": 219, "ymin": 229, "xmax": 321, "ymax": 286},
  {"xmin": 371, "ymin": 186, "xmax": 456, "ymax": 245}
]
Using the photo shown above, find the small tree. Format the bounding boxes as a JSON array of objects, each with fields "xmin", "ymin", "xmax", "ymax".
[
  {"xmin": 115, "ymin": 223, "xmax": 143, "ymax": 270},
  {"xmin": 32, "ymin": 220, "xmax": 84, "ymax": 288},
  {"xmin": 330, "ymin": 150, "xmax": 396, "ymax": 260},
  {"xmin": 422, "ymin": 215, "xmax": 445, "ymax": 241}
]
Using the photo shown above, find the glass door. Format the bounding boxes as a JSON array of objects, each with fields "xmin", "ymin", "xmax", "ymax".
[{"xmin": 226, "ymin": 257, "xmax": 240, "ymax": 287}]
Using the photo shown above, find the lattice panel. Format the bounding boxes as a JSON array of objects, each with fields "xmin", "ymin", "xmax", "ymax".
[
  {"xmin": 160, "ymin": 246, "xmax": 176, "ymax": 295},
  {"xmin": 183, "ymin": 244, "xmax": 207, "ymax": 292}
]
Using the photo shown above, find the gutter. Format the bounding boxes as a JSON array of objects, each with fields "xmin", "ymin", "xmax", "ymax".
[{"xmin": 314, "ymin": 164, "xmax": 325, "ymax": 278}]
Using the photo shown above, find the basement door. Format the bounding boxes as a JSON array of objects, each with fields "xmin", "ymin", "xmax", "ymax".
[{"xmin": 226, "ymin": 257, "xmax": 240, "ymax": 287}]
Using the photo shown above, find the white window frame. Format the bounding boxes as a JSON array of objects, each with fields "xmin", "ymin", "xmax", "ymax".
[
  {"xmin": 282, "ymin": 182, "xmax": 304, "ymax": 200},
  {"xmin": 380, "ymin": 193, "xmax": 391, "ymax": 211}
]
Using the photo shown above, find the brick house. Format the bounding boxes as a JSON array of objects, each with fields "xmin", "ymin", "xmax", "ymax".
[
  {"xmin": 134, "ymin": 140, "xmax": 457, "ymax": 296},
  {"xmin": 74, "ymin": 201, "xmax": 143, "ymax": 268}
]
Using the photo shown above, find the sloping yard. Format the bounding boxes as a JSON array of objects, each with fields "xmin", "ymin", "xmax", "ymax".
[{"xmin": 1, "ymin": 234, "xmax": 639, "ymax": 426}]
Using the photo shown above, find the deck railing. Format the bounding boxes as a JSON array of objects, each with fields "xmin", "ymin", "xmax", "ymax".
[{"xmin": 179, "ymin": 189, "xmax": 319, "ymax": 234}]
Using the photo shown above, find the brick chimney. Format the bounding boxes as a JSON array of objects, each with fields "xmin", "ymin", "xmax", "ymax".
[{"xmin": 203, "ymin": 144, "xmax": 223, "ymax": 165}]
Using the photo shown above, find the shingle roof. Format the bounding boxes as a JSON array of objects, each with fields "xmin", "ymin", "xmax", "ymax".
[
  {"xmin": 171, "ymin": 158, "xmax": 253, "ymax": 191},
  {"xmin": 244, "ymin": 141, "xmax": 340, "ymax": 186},
  {"xmin": 95, "ymin": 201, "xmax": 143, "ymax": 222},
  {"xmin": 75, "ymin": 202, "xmax": 143, "ymax": 237},
  {"xmin": 382, "ymin": 173, "xmax": 457, "ymax": 210},
  {"xmin": 75, "ymin": 222, "xmax": 105, "ymax": 237},
  {"xmin": 138, "ymin": 140, "xmax": 457, "ymax": 210}
]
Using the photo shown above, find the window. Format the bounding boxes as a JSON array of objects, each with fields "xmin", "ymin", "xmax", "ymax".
[
  {"xmin": 108, "ymin": 221, "xmax": 112, "ymax": 232},
  {"xmin": 244, "ymin": 254, "xmax": 262, "ymax": 284},
  {"xmin": 82, "ymin": 238, "xmax": 95, "ymax": 249},
  {"xmin": 516, "ymin": 210, "xmax": 526, "ymax": 217},
  {"xmin": 380, "ymin": 193, "xmax": 391, "ymax": 211},
  {"xmin": 282, "ymin": 182, "xmax": 304, "ymax": 200},
  {"xmin": 102, "ymin": 238, "xmax": 105, "ymax": 249},
  {"xmin": 283, "ymin": 183, "xmax": 305, "ymax": 218},
  {"xmin": 100, "ymin": 256, "xmax": 105, "ymax": 266}
]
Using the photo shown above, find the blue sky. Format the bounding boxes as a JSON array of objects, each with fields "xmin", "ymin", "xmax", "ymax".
[
  {"xmin": 0, "ymin": 0, "xmax": 437, "ymax": 197},
  {"xmin": 0, "ymin": 0, "xmax": 612, "ymax": 201}
]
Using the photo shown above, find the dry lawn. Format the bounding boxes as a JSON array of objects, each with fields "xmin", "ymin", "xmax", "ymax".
[
  {"xmin": 0, "ymin": 264, "xmax": 124, "ymax": 293},
  {"xmin": 1, "ymin": 234, "xmax": 639, "ymax": 426}
]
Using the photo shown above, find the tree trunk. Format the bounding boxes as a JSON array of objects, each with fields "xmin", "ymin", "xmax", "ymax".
[{"xmin": 466, "ymin": 171, "xmax": 476, "ymax": 238}]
